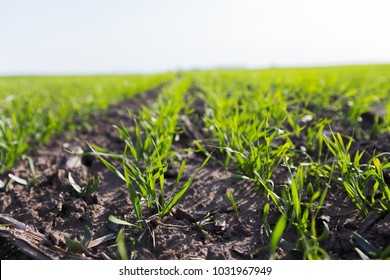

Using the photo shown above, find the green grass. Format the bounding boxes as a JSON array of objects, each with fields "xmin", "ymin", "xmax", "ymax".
[
  {"xmin": 191, "ymin": 65, "xmax": 390, "ymax": 259},
  {"xmin": 91, "ymin": 78, "xmax": 211, "ymax": 228},
  {"xmin": 2, "ymin": 65, "xmax": 390, "ymax": 259},
  {"xmin": 0, "ymin": 74, "xmax": 174, "ymax": 171}
]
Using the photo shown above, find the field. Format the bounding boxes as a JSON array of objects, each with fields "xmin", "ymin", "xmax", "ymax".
[{"xmin": 1, "ymin": 65, "xmax": 390, "ymax": 260}]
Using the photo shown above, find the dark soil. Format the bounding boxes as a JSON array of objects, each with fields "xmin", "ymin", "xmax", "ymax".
[{"xmin": 0, "ymin": 86, "xmax": 389, "ymax": 260}]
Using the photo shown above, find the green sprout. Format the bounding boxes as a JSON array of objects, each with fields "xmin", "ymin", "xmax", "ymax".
[
  {"xmin": 68, "ymin": 173, "xmax": 100, "ymax": 198},
  {"xmin": 64, "ymin": 226, "xmax": 95, "ymax": 257},
  {"xmin": 225, "ymin": 190, "xmax": 240, "ymax": 222}
]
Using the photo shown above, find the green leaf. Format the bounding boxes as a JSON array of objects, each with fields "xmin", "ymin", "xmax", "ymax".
[
  {"xmin": 317, "ymin": 221, "xmax": 330, "ymax": 242},
  {"xmin": 270, "ymin": 214, "xmax": 287, "ymax": 259},
  {"xmin": 116, "ymin": 228, "xmax": 129, "ymax": 260},
  {"xmin": 315, "ymin": 184, "xmax": 329, "ymax": 217},
  {"xmin": 352, "ymin": 231, "xmax": 380, "ymax": 258},
  {"xmin": 8, "ymin": 174, "xmax": 28, "ymax": 186},
  {"xmin": 355, "ymin": 247, "xmax": 370, "ymax": 260},
  {"xmin": 82, "ymin": 226, "xmax": 93, "ymax": 248},
  {"xmin": 22, "ymin": 155, "xmax": 36, "ymax": 176},
  {"xmin": 123, "ymin": 165, "xmax": 143, "ymax": 223},
  {"xmin": 193, "ymin": 140, "xmax": 209, "ymax": 155},
  {"xmin": 310, "ymin": 190, "xmax": 321, "ymax": 203},
  {"xmin": 380, "ymin": 244, "xmax": 390, "ymax": 259},
  {"xmin": 108, "ymin": 215, "xmax": 137, "ymax": 227},
  {"xmin": 280, "ymin": 238, "xmax": 299, "ymax": 251},
  {"xmin": 85, "ymin": 176, "xmax": 100, "ymax": 196},
  {"xmin": 307, "ymin": 183, "xmax": 314, "ymax": 198},
  {"xmin": 64, "ymin": 237, "xmax": 87, "ymax": 252},
  {"xmin": 88, "ymin": 144, "xmax": 125, "ymax": 181},
  {"xmin": 263, "ymin": 203, "xmax": 271, "ymax": 237},
  {"xmin": 68, "ymin": 172, "xmax": 82, "ymax": 193},
  {"xmin": 161, "ymin": 152, "xmax": 211, "ymax": 217},
  {"xmin": 226, "ymin": 190, "xmax": 239, "ymax": 216},
  {"xmin": 172, "ymin": 160, "xmax": 186, "ymax": 190},
  {"xmin": 291, "ymin": 180, "xmax": 301, "ymax": 219}
]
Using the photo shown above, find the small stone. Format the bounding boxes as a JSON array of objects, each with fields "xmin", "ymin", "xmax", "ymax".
[
  {"xmin": 373, "ymin": 213, "xmax": 390, "ymax": 236},
  {"xmin": 344, "ymin": 218, "xmax": 359, "ymax": 229},
  {"xmin": 301, "ymin": 114, "xmax": 314, "ymax": 123},
  {"xmin": 49, "ymin": 231, "xmax": 69, "ymax": 246}
]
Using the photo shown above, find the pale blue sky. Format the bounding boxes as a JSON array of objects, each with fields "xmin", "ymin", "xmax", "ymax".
[{"xmin": 1, "ymin": 0, "xmax": 390, "ymax": 75}]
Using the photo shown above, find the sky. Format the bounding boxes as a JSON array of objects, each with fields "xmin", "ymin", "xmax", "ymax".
[{"xmin": 1, "ymin": 0, "xmax": 390, "ymax": 75}]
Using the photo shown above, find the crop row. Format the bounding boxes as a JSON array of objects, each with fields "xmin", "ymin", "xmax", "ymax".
[
  {"xmin": 191, "ymin": 66, "xmax": 390, "ymax": 259},
  {"xmin": 1, "ymin": 65, "xmax": 390, "ymax": 259},
  {"xmin": 85, "ymin": 66, "xmax": 390, "ymax": 259},
  {"xmin": 0, "ymin": 74, "xmax": 174, "ymax": 171}
]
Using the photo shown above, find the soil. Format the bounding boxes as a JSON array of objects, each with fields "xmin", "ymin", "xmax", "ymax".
[{"xmin": 0, "ymin": 86, "xmax": 389, "ymax": 260}]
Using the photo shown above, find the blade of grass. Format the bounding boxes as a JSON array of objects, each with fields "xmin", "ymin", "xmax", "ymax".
[{"xmin": 270, "ymin": 214, "xmax": 287, "ymax": 259}]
